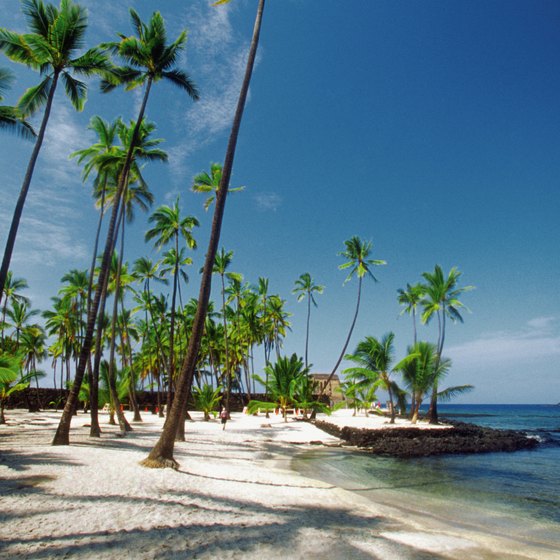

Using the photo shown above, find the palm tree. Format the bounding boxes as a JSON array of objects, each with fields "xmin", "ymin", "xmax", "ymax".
[
  {"xmin": 320, "ymin": 237, "xmax": 386, "ymax": 396},
  {"xmin": 248, "ymin": 354, "xmax": 309, "ymax": 422},
  {"xmin": 212, "ymin": 248, "xmax": 234, "ymax": 407},
  {"xmin": 193, "ymin": 384, "xmax": 223, "ymax": 421},
  {"xmin": 145, "ymin": 199, "xmax": 199, "ymax": 416},
  {"xmin": 0, "ymin": 0, "xmax": 110, "ymax": 298},
  {"xmin": 267, "ymin": 295, "xmax": 290, "ymax": 360},
  {"xmin": 6, "ymin": 300, "xmax": 40, "ymax": 348},
  {"xmin": 257, "ymin": 277, "xmax": 271, "ymax": 365},
  {"xmin": 421, "ymin": 265, "xmax": 473, "ymax": 423},
  {"xmin": 192, "ymin": 162, "xmax": 244, "ymax": 211},
  {"xmin": 142, "ymin": 0, "xmax": 266, "ymax": 468},
  {"xmin": 1, "ymin": 271, "xmax": 29, "ymax": 344},
  {"xmin": 0, "ymin": 67, "xmax": 35, "ymax": 139},
  {"xmin": 53, "ymin": 8, "xmax": 198, "ymax": 445},
  {"xmin": 343, "ymin": 333, "xmax": 411, "ymax": 424},
  {"xmin": 292, "ymin": 272, "xmax": 324, "ymax": 367},
  {"xmin": 20, "ymin": 324, "xmax": 47, "ymax": 408},
  {"xmin": 397, "ymin": 283, "xmax": 425, "ymax": 346},
  {"xmin": 0, "ymin": 353, "xmax": 30, "ymax": 424},
  {"xmin": 398, "ymin": 341, "xmax": 473, "ymax": 423}
]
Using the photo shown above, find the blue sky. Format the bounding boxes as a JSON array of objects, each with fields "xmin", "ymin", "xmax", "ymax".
[{"xmin": 1, "ymin": 0, "xmax": 558, "ymax": 403}]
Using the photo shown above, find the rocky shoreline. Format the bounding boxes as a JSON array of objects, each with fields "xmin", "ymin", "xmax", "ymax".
[{"xmin": 313, "ymin": 418, "xmax": 539, "ymax": 457}]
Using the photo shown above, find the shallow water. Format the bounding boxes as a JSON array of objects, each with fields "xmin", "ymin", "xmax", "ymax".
[{"xmin": 293, "ymin": 404, "xmax": 560, "ymax": 552}]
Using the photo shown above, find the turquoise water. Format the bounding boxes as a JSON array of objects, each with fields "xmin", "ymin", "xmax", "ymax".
[{"xmin": 294, "ymin": 404, "xmax": 560, "ymax": 549}]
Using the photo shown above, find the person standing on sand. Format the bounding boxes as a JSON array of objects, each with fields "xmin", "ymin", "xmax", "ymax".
[{"xmin": 220, "ymin": 407, "xmax": 228, "ymax": 430}]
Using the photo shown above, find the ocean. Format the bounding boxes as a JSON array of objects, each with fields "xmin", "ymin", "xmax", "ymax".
[{"xmin": 293, "ymin": 404, "xmax": 560, "ymax": 553}]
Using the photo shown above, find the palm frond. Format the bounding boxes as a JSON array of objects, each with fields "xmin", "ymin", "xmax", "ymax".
[
  {"xmin": 437, "ymin": 384, "xmax": 474, "ymax": 402},
  {"xmin": 0, "ymin": 106, "xmax": 37, "ymax": 139},
  {"xmin": 0, "ymin": 29, "xmax": 39, "ymax": 67},
  {"xmin": 69, "ymin": 47, "xmax": 112, "ymax": 76},
  {"xmin": 17, "ymin": 75, "xmax": 52, "ymax": 116},
  {"xmin": 161, "ymin": 69, "xmax": 199, "ymax": 100},
  {"xmin": 61, "ymin": 72, "xmax": 86, "ymax": 111}
]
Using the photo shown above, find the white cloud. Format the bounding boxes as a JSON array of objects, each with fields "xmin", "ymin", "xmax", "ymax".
[
  {"xmin": 41, "ymin": 104, "xmax": 91, "ymax": 185},
  {"xmin": 447, "ymin": 317, "xmax": 560, "ymax": 367},
  {"xmin": 253, "ymin": 192, "xmax": 282, "ymax": 212},
  {"xmin": 12, "ymin": 216, "xmax": 88, "ymax": 268},
  {"xmin": 168, "ymin": 1, "xmax": 257, "ymax": 182}
]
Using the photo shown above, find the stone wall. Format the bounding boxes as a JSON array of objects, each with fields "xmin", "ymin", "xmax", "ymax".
[{"xmin": 5, "ymin": 388, "xmax": 270, "ymax": 413}]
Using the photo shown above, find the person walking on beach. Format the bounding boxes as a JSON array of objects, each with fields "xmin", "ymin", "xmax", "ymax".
[{"xmin": 220, "ymin": 407, "xmax": 228, "ymax": 430}]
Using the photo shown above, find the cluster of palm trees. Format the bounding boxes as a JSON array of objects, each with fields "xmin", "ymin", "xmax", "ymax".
[
  {"xmin": 0, "ymin": 272, "xmax": 45, "ymax": 422},
  {"xmin": 0, "ymin": 0, "xmax": 267, "ymax": 467},
  {"xmin": 341, "ymin": 265, "xmax": 474, "ymax": 424}
]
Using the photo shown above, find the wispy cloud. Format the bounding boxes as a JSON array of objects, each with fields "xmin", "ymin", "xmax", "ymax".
[
  {"xmin": 0, "ymin": 102, "xmax": 93, "ymax": 269},
  {"xmin": 12, "ymin": 216, "xmax": 89, "ymax": 268},
  {"xmin": 41, "ymin": 104, "xmax": 91, "ymax": 185},
  {"xmin": 253, "ymin": 192, "xmax": 282, "ymax": 212},
  {"xmin": 447, "ymin": 317, "xmax": 560, "ymax": 367},
  {"xmin": 168, "ymin": 1, "xmax": 257, "ymax": 182}
]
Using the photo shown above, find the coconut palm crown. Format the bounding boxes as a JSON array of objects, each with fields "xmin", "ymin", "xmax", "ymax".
[
  {"xmin": 100, "ymin": 8, "xmax": 199, "ymax": 99},
  {"xmin": 0, "ymin": 0, "xmax": 111, "ymax": 302}
]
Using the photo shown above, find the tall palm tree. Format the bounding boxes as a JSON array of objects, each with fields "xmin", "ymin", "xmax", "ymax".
[
  {"xmin": 6, "ymin": 299, "xmax": 40, "ymax": 348},
  {"xmin": 292, "ymin": 272, "xmax": 324, "ymax": 367},
  {"xmin": 320, "ymin": 237, "xmax": 386, "ymax": 395},
  {"xmin": 142, "ymin": 0, "xmax": 266, "ymax": 469},
  {"xmin": 145, "ymin": 199, "xmax": 198, "ymax": 416},
  {"xmin": 20, "ymin": 323, "xmax": 47, "ymax": 407},
  {"xmin": 397, "ymin": 281, "xmax": 425, "ymax": 415},
  {"xmin": 212, "ymin": 248, "xmax": 234, "ymax": 408},
  {"xmin": 0, "ymin": 67, "xmax": 35, "ymax": 139},
  {"xmin": 397, "ymin": 283, "xmax": 425, "ymax": 346},
  {"xmin": 53, "ymin": 9, "xmax": 198, "ymax": 445},
  {"xmin": 257, "ymin": 277, "xmax": 272, "ymax": 365},
  {"xmin": 1, "ymin": 272, "xmax": 29, "ymax": 344},
  {"xmin": 420, "ymin": 265, "xmax": 473, "ymax": 423},
  {"xmin": 77, "ymin": 118, "xmax": 160, "ymax": 438},
  {"xmin": 0, "ymin": 0, "xmax": 110, "ymax": 298}
]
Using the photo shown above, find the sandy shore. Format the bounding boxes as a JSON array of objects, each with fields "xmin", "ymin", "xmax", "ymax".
[{"xmin": 0, "ymin": 409, "xmax": 555, "ymax": 559}]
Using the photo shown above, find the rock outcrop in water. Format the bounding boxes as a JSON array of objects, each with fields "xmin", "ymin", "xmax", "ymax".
[{"xmin": 313, "ymin": 419, "xmax": 538, "ymax": 457}]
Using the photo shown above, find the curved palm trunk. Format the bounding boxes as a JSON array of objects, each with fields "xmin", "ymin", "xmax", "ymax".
[
  {"xmin": 53, "ymin": 80, "xmax": 152, "ymax": 445},
  {"xmin": 142, "ymin": 0, "xmax": 266, "ymax": 468},
  {"xmin": 87, "ymin": 175, "xmax": 107, "ymax": 435},
  {"xmin": 165, "ymin": 234, "xmax": 180, "ymax": 419},
  {"xmin": 319, "ymin": 276, "xmax": 363, "ymax": 397},
  {"xmin": 428, "ymin": 310, "xmax": 445, "ymax": 424},
  {"xmin": 220, "ymin": 273, "xmax": 233, "ymax": 414},
  {"xmin": 304, "ymin": 294, "xmax": 311, "ymax": 367},
  {"xmin": 0, "ymin": 73, "xmax": 59, "ymax": 298},
  {"xmin": 387, "ymin": 381, "xmax": 396, "ymax": 424},
  {"xmin": 107, "ymin": 210, "xmax": 132, "ymax": 433},
  {"xmin": 121, "ymin": 299, "xmax": 142, "ymax": 422}
]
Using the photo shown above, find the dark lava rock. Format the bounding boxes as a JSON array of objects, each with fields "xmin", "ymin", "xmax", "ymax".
[{"xmin": 313, "ymin": 419, "xmax": 538, "ymax": 457}]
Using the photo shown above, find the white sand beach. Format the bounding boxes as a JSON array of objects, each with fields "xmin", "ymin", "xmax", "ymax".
[{"xmin": 0, "ymin": 409, "xmax": 556, "ymax": 560}]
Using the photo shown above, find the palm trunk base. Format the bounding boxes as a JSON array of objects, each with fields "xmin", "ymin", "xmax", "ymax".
[
  {"xmin": 139, "ymin": 456, "xmax": 179, "ymax": 470},
  {"xmin": 52, "ymin": 410, "xmax": 72, "ymax": 445},
  {"xmin": 175, "ymin": 420, "xmax": 185, "ymax": 441},
  {"xmin": 52, "ymin": 428, "xmax": 69, "ymax": 446},
  {"xmin": 89, "ymin": 425, "xmax": 101, "ymax": 437}
]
